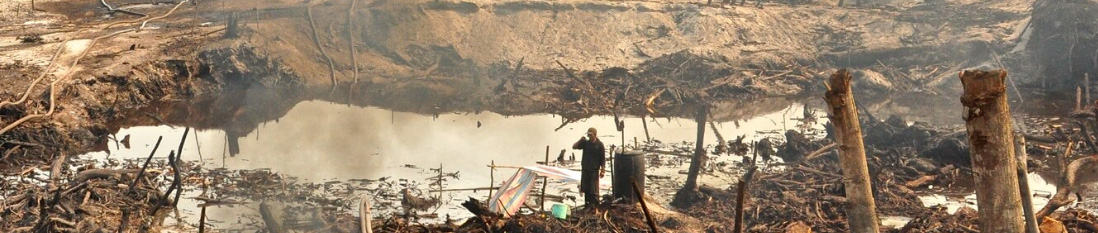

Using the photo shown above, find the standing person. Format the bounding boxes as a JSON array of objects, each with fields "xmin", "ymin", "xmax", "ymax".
[{"xmin": 572, "ymin": 127, "xmax": 606, "ymax": 210}]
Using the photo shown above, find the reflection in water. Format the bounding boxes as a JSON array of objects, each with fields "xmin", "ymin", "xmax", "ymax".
[
  {"xmin": 84, "ymin": 99, "xmax": 825, "ymax": 230},
  {"xmin": 919, "ymin": 172, "xmax": 1059, "ymax": 214}
]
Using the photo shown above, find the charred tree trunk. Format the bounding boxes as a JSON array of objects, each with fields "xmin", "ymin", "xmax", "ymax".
[
  {"xmin": 959, "ymin": 70, "xmax": 1025, "ymax": 233},
  {"xmin": 683, "ymin": 105, "xmax": 707, "ymax": 191},
  {"xmin": 672, "ymin": 105, "xmax": 708, "ymax": 207},
  {"xmin": 225, "ymin": 12, "xmax": 240, "ymax": 38},
  {"xmin": 824, "ymin": 69, "xmax": 880, "ymax": 233}
]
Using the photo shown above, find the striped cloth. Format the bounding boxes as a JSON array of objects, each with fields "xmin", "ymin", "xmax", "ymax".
[{"xmin": 488, "ymin": 165, "xmax": 582, "ymax": 216}]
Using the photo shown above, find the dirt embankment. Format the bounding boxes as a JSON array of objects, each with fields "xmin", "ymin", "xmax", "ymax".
[
  {"xmin": 1027, "ymin": 0, "xmax": 1098, "ymax": 89},
  {"xmin": 216, "ymin": 0, "xmax": 1032, "ymax": 117},
  {"xmin": 0, "ymin": 0, "xmax": 1038, "ymax": 157}
]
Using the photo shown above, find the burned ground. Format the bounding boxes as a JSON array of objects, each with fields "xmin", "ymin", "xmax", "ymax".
[{"xmin": 2, "ymin": 0, "xmax": 1098, "ymax": 232}]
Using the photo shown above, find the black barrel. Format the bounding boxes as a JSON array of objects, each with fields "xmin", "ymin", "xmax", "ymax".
[{"xmin": 612, "ymin": 150, "xmax": 646, "ymax": 203}]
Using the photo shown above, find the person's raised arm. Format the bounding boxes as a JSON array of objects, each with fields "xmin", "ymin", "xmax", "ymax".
[{"xmin": 572, "ymin": 137, "xmax": 586, "ymax": 149}]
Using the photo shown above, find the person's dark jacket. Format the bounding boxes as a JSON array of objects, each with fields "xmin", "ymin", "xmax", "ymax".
[{"xmin": 573, "ymin": 138, "xmax": 606, "ymax": 172}]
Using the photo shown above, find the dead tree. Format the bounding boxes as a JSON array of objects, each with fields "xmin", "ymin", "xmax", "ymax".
[
  {"xmin": 959, "ymin": 70, "xmax": 1025, "ymax": 233},
  {"xmin": 683, "ymin": 104, "xmax": 707, "ymax": 191},
  {"xmin": 823, "ymin": 69, "xmax": 880, "ymax": 233},
  {"xmin": 672, "ymin": 104, "xmax": 707, "ymax": 207}
]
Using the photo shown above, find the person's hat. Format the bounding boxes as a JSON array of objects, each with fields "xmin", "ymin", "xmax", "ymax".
[{"xmin": 587, "ymin": 128, "xmax": 597, "ymax": 134}]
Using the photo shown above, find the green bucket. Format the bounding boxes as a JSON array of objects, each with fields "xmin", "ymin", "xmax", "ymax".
[{"xmin": 551, "ymin": 203, "xmax": 570, "ymax": 219}]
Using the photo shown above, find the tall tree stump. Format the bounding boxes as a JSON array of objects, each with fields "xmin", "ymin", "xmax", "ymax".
[
  {"xmin": 959, "ymin": 69, "xmax": 1024, "ymax": 233},
  {"xmin": 824, "ymin": 69, "xmax": 880, "ymax": 233}
]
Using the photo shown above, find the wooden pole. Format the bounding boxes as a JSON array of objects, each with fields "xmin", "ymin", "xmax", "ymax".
[
  {"xmin": 437, "ymin": 163, "xmax": 443, "ymax": 200},
  {"xmin": 733, "ymin": 166, "xmax": 757, "ymax": 233},
  {"xmin": 488, "ymin": 160, "xmax": 495, "ymax": 199},
  {"xmin": 959, "ymin": 69, "xmax": 1024, "ymax": 233},
  {"xmin": 1087, "ymin": 73, "xmax": 1091, "ymax": 105},
  {"xmin": 1077, "ymin": 86, "xmax": 1083, "ymax": 111},
  {"xmin": 1016, "ymin": 136, "xmax": 1039, "ymax": 233},
  {"xmin": 609, "ymin": 150, "xmax": 614, "ymax": 196},
  {"xmin": 198, "ymin": 205, "xmax": 207, "ymax": 233},
  {"xmin": 823, "ymin": 69, "xmax": 880, "ymax": 233},
  {"xmin": 642, "ymin": 115, "xmax": 651, "ymax": 143},
  {"xmin": 541, "ymin": 146, "xmax": 549, "ymax": 212},
  {"xmin": 632, "ymin": 178, "xmax": 659, "ymax": 233}
]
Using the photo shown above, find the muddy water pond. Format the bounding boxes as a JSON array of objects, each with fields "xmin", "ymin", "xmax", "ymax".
[
  {"xmin": 80, "ymin": 99, "xmax": 828, "ymax": 230},
  {"xmin": 72, "ymin": 93, "xmax": 1083, "ymax": 231}
]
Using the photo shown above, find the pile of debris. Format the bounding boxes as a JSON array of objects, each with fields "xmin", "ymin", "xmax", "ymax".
[{"xmin": 542, "ymin": 50, "xmax": 820, "ymax": 119}]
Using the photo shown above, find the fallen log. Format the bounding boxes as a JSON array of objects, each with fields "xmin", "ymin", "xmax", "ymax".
[{"xmin": 68, "ymin": 169, "xmax": 141, "ymax": 186}]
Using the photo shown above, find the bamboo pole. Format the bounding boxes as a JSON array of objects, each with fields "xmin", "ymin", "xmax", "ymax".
[
  {"xmin": 959, "ymin": 69, "xmax": 1024, "ymax": 233},
  {"xmin": 823, "ymin": 69, "xmax": 880, "ymax": 233}
]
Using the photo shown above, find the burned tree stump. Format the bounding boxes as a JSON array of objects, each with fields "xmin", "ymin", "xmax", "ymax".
[
  {"xmin": 823, "ymin": 69, "xmax": 880, "ymax": 233},
  {"xmin": 959, "ymin": 69, "xmax": 1025, "ymax": 233},
  {"xmin": 225, "ymin": 12, "xmax": 240, "ymax": 38}
]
